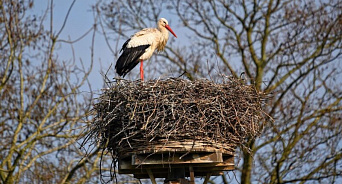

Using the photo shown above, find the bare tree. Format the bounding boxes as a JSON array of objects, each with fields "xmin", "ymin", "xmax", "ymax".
[
  {"xmin": 99, "ymin": 0, "xmax": 342, "ymax": 183},
  {"xmin": 0, "ymin": 0, "xmax": 101, "ymax": 183}
]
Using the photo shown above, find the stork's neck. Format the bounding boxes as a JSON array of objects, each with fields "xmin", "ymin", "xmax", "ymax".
[
  {"xmin": 156, "ymin": 26, "xmax": 169, "ymax": 51},
  {"xmin": 158, "ymin": 25, "xmax": 169, "ymax": 41}
]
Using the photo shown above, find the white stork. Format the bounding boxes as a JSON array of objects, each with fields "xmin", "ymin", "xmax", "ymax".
[{"xmin": 115, "ymin": 18, "xmax": 177, "ymax": 81}]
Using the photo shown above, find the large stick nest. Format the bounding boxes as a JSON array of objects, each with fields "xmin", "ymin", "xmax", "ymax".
[{"xmin": 88, "ymin": 76, "xmax": 269, "ymax": 158}]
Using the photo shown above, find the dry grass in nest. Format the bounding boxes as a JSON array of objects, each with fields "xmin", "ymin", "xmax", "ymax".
[{"xmin": 86, "ymin": 76, "xmax": 270, "ymax": 161}]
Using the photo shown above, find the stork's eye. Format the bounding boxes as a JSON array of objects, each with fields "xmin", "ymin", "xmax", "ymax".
[{"xmin": 163, "ymin": 21, "xmax": 166, "ymax": 24}]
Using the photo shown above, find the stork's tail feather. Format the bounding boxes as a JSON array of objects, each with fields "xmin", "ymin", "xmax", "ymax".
[{"xmin": 115, "ymin": 44, "xmax": 150, "ymax": 77}]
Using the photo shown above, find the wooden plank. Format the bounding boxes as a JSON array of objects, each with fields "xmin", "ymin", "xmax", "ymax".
[
  {"xmin": 133, "ymin": 171, "xmax": 223, "ymax": 179},
  {"xmin": 195, "ymin": 165, "xmax": 235, "ymax": 171},
  {"xmin": 120, "ymin": 148, "xmax": 234, "ymax": 158},
  {"xmin": 132, "ymin": 152, "xmax": 223, "ymax": 165},
  {"xmin": 118, "ymin": 165, "xmax": 234, "ymax": 175},
  {"xmin": 119, "ymin": 140, "xmax": 235, "ymax": 158},
  {"xmin": 119, "ymin": 165, "xmax": 234, "ymax": 175},
  {"xmin": 195, "ymin": 156, "xmax": 234, "ymax": 168}
]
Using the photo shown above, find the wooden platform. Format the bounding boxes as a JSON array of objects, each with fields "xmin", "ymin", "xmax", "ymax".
[
  {"xmin": 118, "ymin": 151, "xmax": 234, "ymax": 179},
  {"xmin": 116, "ymin": 140, "xmax": 235, "ymax": 184}
]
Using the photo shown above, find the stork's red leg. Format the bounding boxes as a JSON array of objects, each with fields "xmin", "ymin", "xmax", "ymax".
[{"xmin": 140, "ymin": 59, "xmax": 144, "ymax": 81}]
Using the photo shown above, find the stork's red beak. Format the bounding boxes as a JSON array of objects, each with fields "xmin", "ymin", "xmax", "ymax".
[{"xmin": 165, "ymin": 25, "xmax": 177, "ymax": 38}]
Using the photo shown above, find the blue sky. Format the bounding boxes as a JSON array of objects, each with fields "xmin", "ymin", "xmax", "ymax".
[{"xmin": 32, "ymin": 0, "xmax": 115, "ymax": 92}]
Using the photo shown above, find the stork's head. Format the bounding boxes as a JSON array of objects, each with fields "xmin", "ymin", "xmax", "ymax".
[{"xmin": 158, "ymin": 18, "xmax": 177, "ymax": 38}]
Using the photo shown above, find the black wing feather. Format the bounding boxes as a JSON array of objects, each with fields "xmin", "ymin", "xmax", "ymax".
[
  {"xmin": 115, "ymin": 41, "xmax": 150, "ymax": 77},
  {"xmin": 120, "ymin": 38, "xmax": 130, "ymax": 52}
]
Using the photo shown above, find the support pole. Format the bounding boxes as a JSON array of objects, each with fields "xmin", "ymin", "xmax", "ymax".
[
  {"xmin": 203, "ymin": 172, "xmax": 212, "ymax": 184},
  {"xmin": 189, "ymin": 166, "xmax": 195, "ymax": 184},
  {"xmin": 147, "ymin": 169, "xmax": 157, "ymax": 184}
]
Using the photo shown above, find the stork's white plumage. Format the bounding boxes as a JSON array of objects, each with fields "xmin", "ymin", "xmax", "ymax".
[{"xmin": 115, "ymin": 18, "xmax": 177, "ymax": 81}]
